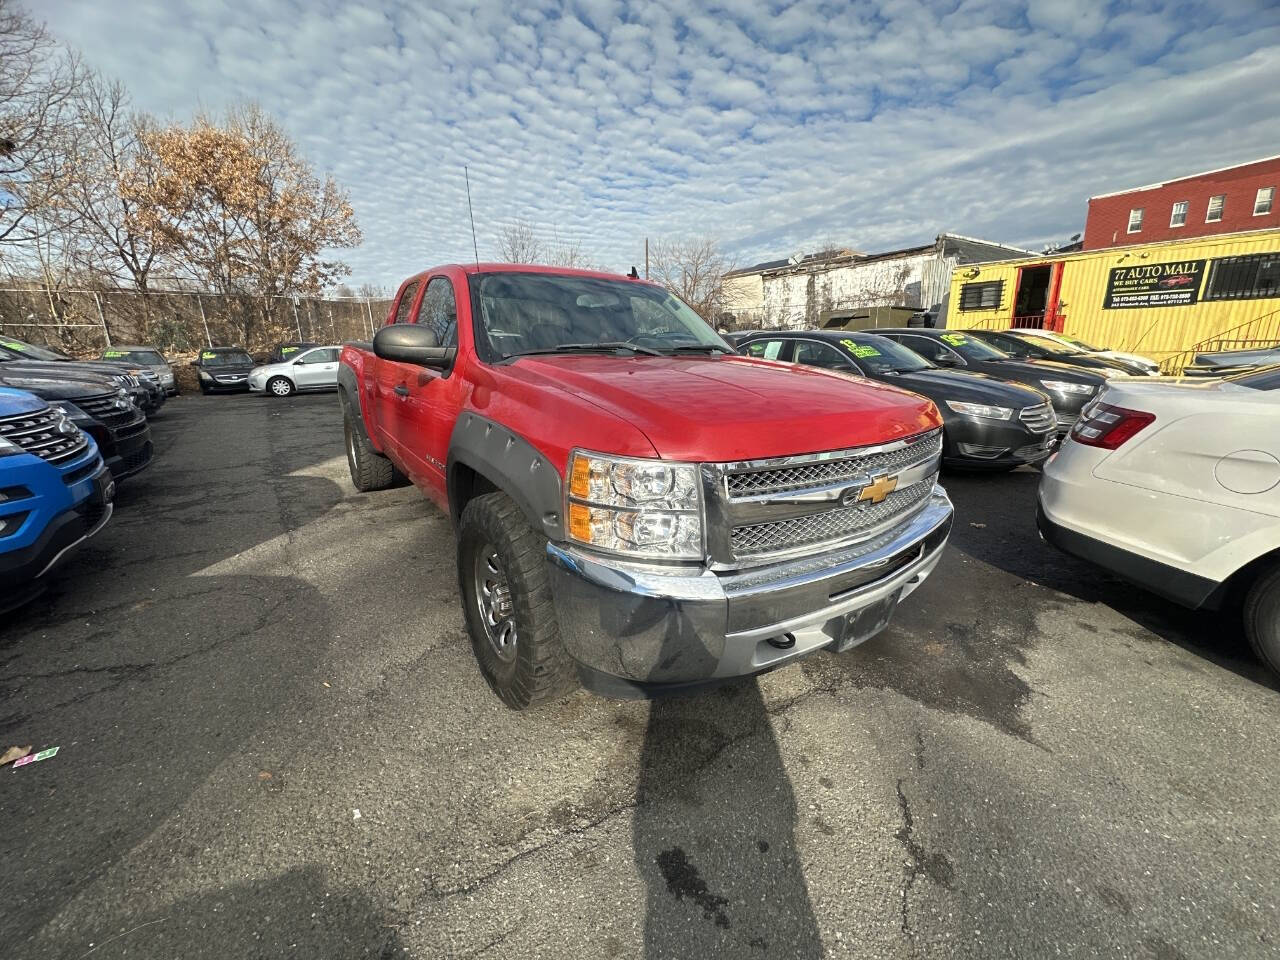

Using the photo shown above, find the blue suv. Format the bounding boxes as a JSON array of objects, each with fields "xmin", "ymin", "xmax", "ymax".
[{"xmin": 0, "ymin": 387, "xmax": 115, "ymax": 611}]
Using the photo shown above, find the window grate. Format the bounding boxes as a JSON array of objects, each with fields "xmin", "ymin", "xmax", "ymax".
[
  {"xmin": 1204, "ymin": 254, "xmax": 1280, "ymax": 302},
  {"xmin": 959, "ymin": 280, "xmax": 1004, "ymax": 311}
]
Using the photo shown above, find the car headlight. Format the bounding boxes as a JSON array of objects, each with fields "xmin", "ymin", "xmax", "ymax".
[
  {"xmin": 54, "ymin": 401, "xmax": 86, "ymax": 418},
  {"xmin": 566, "ymin": 451, "xmax": 703, "ymax": 559},
  {"xmin": 199, "ymin": 370, "xmax": 212, "ymax": 380},
  {"xmin": 0, "ymin": 436, "xmax": 20, "ymax": 457},
  {"xmin": 1040, "ymin": 380, "xmax": 1095, "ymax": 396},
  {"xmin": 944, "ymin": 400, "xmax": 1013, "ymax": 421}
]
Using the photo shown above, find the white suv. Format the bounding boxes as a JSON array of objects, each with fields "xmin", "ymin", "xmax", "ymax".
[{"xmin": 1038, "ymin": 366, "xmax": 1280, "ymax": 675}]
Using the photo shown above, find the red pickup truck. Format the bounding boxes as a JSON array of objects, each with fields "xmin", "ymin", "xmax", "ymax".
[{"xmin": 339, "ymin": 264, "xmax": 953, "ymax": 708}]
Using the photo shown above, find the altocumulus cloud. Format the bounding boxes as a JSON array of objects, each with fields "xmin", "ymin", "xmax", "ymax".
[{"xmin": 32, "ymin": 0, "xmax": 1280, "ymax": 285}]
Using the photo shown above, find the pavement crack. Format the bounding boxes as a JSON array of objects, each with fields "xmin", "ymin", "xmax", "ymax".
[{"xmin": 894, "ymin": 777, "xmax": 953, "ymax": 939}]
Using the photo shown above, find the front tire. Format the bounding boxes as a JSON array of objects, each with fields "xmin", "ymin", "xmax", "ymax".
[
  {"xmin": 458, "ymin": 492, "xmax": 578, "ymax": 709},
  {"xmin": 267, "ymin": 376, "xmax": 294, "ymax": 397},
  {"xmin": 344, "ymin": 407, "xmax": 395, "ymax": 492},
  {"xmin": 1243, "ymin": 563, "xmax": 1280, "ymax": 677}
]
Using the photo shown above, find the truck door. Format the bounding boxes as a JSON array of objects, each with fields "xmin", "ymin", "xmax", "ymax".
[
  {"xmin": 394, "ymin": 276, "xmax": 464, "ymax": 501},
  {"xmin": 372, "ymin": 279, "xmax": 422, "ymax": 458}
]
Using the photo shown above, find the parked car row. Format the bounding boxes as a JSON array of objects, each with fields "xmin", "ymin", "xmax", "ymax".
[
  {"xmin": 0, "ymin": 337, "xmax": 170, "ymax": 609},
  {"xmin": 191, "ymin": 342, "xmax": 342, "ymax": 397}
]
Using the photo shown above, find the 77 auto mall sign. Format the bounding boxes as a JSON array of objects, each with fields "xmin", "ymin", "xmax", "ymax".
[{"xmin": 1103, "ymin": 259, "xmax": 1206, "ymax": 309}]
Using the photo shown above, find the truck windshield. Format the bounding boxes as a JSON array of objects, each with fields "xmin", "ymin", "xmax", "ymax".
[{"xmin": 471, "ymin": 272, "xmax": 731, "ymax": 361}]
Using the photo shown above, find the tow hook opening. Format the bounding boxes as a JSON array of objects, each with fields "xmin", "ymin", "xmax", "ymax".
[{"xmin": 767, "ymin": 633, "xmax": 796, "ymax": 650}]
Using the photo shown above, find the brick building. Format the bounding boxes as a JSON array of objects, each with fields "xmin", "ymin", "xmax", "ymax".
[{"xmin": 1083, "ymin": 155, "xmax": 1279, "ymax": 250}]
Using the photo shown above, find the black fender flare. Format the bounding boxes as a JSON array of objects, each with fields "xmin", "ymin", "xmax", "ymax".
[
  {"xmin": 336, "ymin": 361, "xmax": 379, "ymax": 448},
  {"xmin": 448, "ymin": 412, "xmax": 563, "ymax": 541}
]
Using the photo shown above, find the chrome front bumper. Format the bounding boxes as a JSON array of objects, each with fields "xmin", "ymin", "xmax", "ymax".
[{"xmin": 546, "ymin": 488, "xmax": 953, "ymax": 690}]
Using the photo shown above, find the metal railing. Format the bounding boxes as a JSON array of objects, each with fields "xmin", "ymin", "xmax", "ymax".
[{"xmin": 1158, "ymin": 305, "xmax": 1280, "ymax": 373}]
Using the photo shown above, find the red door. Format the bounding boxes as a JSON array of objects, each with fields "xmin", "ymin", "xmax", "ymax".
[
  {"xmin": 372, "ymin": 279, "xmax": 424, "ymax": 460},
  {"xmin": 395, "ymin": 275, "xmax": 465, "ymax": 508}
]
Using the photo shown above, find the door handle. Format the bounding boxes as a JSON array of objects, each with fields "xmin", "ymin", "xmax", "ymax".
[{"xmin": 394, "ymin": 384, "xmax": 410, "ymax": 397}]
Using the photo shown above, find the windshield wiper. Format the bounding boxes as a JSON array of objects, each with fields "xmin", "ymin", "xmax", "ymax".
[
  {"xmin": 503, "ymin": 341, "xmax": 666, "ymax": 359},
  {"xmin": 663, "ymin": 343, "xmax": 731, "ymax": 354}
]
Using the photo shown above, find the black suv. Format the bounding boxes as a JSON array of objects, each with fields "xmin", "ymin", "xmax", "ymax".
[
  {"xmin": 735, "ymin": 330, "xmax": 1057, "ymax": 469},
  {"xmin": 0, "ymin": 361, "xmax": 154, "ymax": 481}
]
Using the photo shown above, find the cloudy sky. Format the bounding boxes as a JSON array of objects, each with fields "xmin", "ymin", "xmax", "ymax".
[{"xmin": 32, "ymin": 0, "xmax": 1280, "ymax": 287}]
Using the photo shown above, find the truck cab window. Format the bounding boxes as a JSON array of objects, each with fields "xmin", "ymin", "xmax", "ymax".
[
  {"xmin": 393, "ymin": 281, "xmax": 421, "ymax": 324},
  {"xmin": 419, "ymin": 278, "xmax": 459, "ymax": 347}
]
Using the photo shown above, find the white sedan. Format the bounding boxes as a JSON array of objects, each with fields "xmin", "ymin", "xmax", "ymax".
[
  {"xmin": 1038, "ymin": 366, "xmax": 1280, "ymax": 675},
  {"xmin": 248, "ymin": 345, "xmax": 342, "ymax": 397}
]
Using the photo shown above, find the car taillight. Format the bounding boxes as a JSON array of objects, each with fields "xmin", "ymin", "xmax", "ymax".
[{"xmin": 1069, "ymin": 402, "xmax": 1155, "ymax": 449}]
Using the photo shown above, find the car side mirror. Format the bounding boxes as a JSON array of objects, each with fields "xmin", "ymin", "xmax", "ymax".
[
  {"xmin": 373, "ymin": 324, "xmax": 455, "ymax": 369},
  {"xmin": 933, "ymin": 354, "xmax": 960, "ymax": 367}
]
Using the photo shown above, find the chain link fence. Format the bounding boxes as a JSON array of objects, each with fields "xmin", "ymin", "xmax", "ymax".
[{"xmin": 0, "ymin": 286, "xmax": 395, "ymax": 360}]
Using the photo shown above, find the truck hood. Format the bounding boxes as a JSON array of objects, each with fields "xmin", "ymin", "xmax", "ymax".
[{"xmin": 510, "ymin": 354, "xmax": 940, "ymax": 461}]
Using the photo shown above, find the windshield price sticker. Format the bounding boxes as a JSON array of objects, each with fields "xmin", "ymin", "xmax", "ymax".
[
  {"xmin": 842, "ymin": 340, "xmax": 880, "ymax": 358},
  {"xmin": 282, "ymin": 347, "xmax": 300, "ymax": 354},
  {"xmin": 201, "ymin": 351, "xmax": 216, "ymax": 359},
  {"xmin": 104, "ymin": 350, "xmax": 125, "ymax": 358},
  {"xmin": 2, "ymin": 340, "xmax": 28, "ymax": 351},
  {"xmin": 941, "ymin": 334, "xmax": 968, "ymax": 346}
]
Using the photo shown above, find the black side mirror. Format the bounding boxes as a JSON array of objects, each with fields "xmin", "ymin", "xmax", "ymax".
[
  {"xmin": 933, "ymin": 353, "xmax": 960, "ymax": 367},
  {"xmin": 373, "ymin": 324, "xmax": 455, "ymax": 369}
]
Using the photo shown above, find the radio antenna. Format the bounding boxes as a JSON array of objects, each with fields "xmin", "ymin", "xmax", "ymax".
[{"xmin": 464, "ymin": 165, "xmax": 480, "ymax": 268}]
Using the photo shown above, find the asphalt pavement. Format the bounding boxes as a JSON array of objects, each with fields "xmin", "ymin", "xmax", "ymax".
[{"xmin": 2, "ymin": 393, "xmax": 1277, "ymax": 959}]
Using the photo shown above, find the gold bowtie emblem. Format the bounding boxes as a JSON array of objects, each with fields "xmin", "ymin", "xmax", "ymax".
[{"xmin": 851, "ymin": 474, "xmax": 899, "ymax": 506}]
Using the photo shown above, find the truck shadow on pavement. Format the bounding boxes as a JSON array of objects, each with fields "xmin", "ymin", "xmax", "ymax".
[
  {"xmin": 632, "ymin": 680, "xmax": 824, "ymax": 958},
  {"xmin": 943, "ymin": 469, "xmax": 1278, "ymax": 691}
]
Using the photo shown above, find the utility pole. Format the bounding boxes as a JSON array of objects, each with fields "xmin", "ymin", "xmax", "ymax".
[
  {"xmin": 196, "ymin": 294, "xmax": 212, "ymax": 347},
  {"xmin": 291, "ymin": 298, "xmax": 303, "ymax": 339},
  {"xmin": 644, "ymin": 238, "xmax": 649, "ymax": 280},
  {"xmin": 92, "ymin": 292, "xmax": 111, "ymax": 348}
]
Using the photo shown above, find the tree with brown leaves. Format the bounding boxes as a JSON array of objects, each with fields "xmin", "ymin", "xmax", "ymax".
[{"xmin": 123, "ymin": 103, "xmax": 360, "ymax": 341}]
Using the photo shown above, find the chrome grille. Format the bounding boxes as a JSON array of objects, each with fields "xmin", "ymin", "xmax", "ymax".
[
  {"xmin": 0, "ymin": 406, "xmax": 90, "ymax": 464},
  {"xmin": 1018, "ymin": 403, "xmax": 1055, "ymax": 434},
  {"xmin": 725, "ymin": 431, "xmax": 942, "ymax": 500},
  {"xmin": 730, "ymin": 478, "xmax": 936, "ymax": 557}
]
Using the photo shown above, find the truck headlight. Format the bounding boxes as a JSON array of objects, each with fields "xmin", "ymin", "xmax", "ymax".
[
  {"xmin": 566, "ymin": 451, "xmax": 703, "ymax": 559},
  {"xmin": 944, "ymin": 400, "xmax": 1012, "ymax": 420},
  {"xmin": 1040, "ymin": 380, "xmax": 1095, "ymax": 396}
]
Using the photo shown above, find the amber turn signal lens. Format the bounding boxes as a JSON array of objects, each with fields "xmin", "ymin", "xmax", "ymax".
[
  {"xmin": 570, "ymin": 454, "xmax": 591, "ymax": 499},
  {"xmin": 568, "ymin": 503, "xmax": 592, "ymax": 541}
]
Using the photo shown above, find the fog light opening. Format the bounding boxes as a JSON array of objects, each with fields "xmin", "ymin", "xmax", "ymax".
[{"xmin": 767, "ymin": 633, "xmax": 796, "ymax": 650}]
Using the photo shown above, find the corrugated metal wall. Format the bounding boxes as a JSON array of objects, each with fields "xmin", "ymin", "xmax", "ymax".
[{"xmin": 948, "ymin": 229, "xmax": 1280, "ymax": 369}]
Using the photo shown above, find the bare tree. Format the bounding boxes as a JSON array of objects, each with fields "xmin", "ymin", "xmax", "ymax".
[
  {"xmin": 647, "ymin": 237, "xmax": 736, "ymax": 322},
  {"xmin": 0, "ymin": 0, "xmax": 83, "ymax": 249},
  {"xmin": 496, "ymin": 218, "xmax": 541, "ymax": 263},
  {"xmin": 60, "ymin": 75, "xmax": 168, "ymax": 294}
]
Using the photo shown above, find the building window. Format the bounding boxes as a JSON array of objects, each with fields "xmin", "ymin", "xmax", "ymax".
[
  {"xmin": 1127, "ymin": 208, "xmax": 1144, "ymax": 233},
  {"xmin": 958, "ymin": 280, "xmax": 1004, "ymax": 311},
  {"xmin": 1170, "ymin": 201, "xmax": 1188, "ymax": 227},
  {"xmin": 1206, "ymin": 194, "xmax": 1225, "ymax": 222},
  {"xmin": 1255, "ymin": 186, "xmax": 1274, "ymax": 216},
  {"xmin": 1204, "ymin": 254, "xmax": 1280, "ymax": 301}
]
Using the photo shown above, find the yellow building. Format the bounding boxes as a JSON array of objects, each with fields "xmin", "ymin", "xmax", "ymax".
[{"xmin": 947, "ymin": 228, "xmax": 1280, "ymax": 371}]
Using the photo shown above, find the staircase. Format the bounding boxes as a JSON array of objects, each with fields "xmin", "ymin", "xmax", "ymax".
[{"xmin": 1159, "ymin": 306, "xmax": 1280, "ymax": 373}]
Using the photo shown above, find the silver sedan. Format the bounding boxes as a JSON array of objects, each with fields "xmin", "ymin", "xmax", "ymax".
[{"xmin": 248, "ymin": 345, "xmax": 342, "ymax": 397}]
